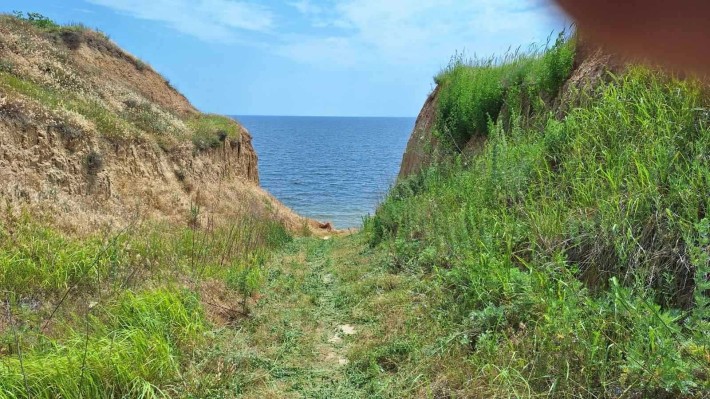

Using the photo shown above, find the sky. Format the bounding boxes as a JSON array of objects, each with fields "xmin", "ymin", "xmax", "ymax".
[{"xmin": 3, "ymin": 1, "xmax": 569, "ymax": 117}]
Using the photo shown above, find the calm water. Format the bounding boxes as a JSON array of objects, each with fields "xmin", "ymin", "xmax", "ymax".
[{"xmin": 233, "ymin": 116, "xmax": 414, "ymax": 228}]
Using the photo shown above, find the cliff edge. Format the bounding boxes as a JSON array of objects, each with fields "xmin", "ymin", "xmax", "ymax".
[{"xmin": 398, "ymin": 37, "xmax": 625, "ymax": 179}]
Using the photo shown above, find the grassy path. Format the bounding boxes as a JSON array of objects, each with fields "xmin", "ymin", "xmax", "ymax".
[{"xmin": 198, "ymin": 235, "xmax": 423, "ymax": 398}]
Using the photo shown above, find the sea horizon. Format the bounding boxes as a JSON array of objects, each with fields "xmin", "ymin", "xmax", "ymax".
[{"xmin": 233, "ymin": 115, "xmax": 415, "ymax": 229}]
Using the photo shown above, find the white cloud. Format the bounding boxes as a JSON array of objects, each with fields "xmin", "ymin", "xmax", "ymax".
[
  {"xmin": 86, "ymin": 0, "xmax": 567, "ymax": 69},
  {"xmin": 277, "ymin": 0, "xmax": 567, "ymax": 68},
  {"xmin": 86, "ymin": 0, "xmax": 274, "ymax": 42}
]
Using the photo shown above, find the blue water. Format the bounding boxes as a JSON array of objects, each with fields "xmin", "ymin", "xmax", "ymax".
[{"xmin": 232, "ymin": 116, "xmax": 414, "ymax": 229}]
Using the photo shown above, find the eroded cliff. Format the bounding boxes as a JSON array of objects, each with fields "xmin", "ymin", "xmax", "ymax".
[{"xmin": 0, "ymin": 15, "xmax": 308, "ymax": 232}]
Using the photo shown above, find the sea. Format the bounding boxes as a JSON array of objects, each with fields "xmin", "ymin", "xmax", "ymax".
[{"xmin": 232, "ymin": 116, "xmax": 415, "ymax": 229}]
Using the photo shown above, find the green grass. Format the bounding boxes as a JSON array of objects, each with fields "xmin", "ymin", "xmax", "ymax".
[
  {"xmin": 434, "ymin": 32, "xmax": 575, "ymax": 148},
  {"xmin": 365, "ymin": 47, "xmax": 710, "ymax": 396},
  {"xmin": 0, "ymin": 289, "xmax": 204, "ymax": 399},
  {"xmin": 2, "ymin": 19, "xmax": 708, "ymax": 397},
  {"xmin": 188, "ymin": 114, "xmax": 242, "ymax": 151},
  {"xmin": 0, "ymin": 208, "xmax": 292, "ymax": 398},
  {"xmin": 0, "ymin": 71, "xmax": 132, "ymax": 140},
  {"xmin": 175, "ymin": 236, "xmax": 423, "ymax": 398}
]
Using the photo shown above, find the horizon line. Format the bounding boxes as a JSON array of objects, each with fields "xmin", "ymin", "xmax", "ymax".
[{"xmin": 227, "ymin": 114, "xmax": 417, "ymax": 119}]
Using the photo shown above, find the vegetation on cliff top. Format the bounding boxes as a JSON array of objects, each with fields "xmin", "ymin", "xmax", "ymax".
[
  {"xmin": 0, "ymin": 12, "xmax": 240, "ymax": 152},
  {"xmin": 434, "ymin": 33, "xmax": 575, "ymax": 148}
]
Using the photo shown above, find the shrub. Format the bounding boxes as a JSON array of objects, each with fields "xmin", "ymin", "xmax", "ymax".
[
  {"xmin": 174, "ymin": 169, "xmax": 186, "ymax": 182},
  {"xmin": 60, "ymin": 29, "xmax": 83, "ymax": 50},
  {"xmin": 134, "ymin": 59, "xmax": 148, "ymax": 72},
  {"xmin": 192, "ymin": 135, "xmax": 221, "ymax": 151},
  {"xmin": 189, "ymin": 115, "xmax": 240, "ymax": 152},
  {"xmin": 54, "ymin": 123, "xmax": 83, "ymax": 141},
  {"xmin": 225, "ymin": 255, "xmax": 265, "ymax": 313},
  {"xmin": 0, "ymin": 60, "xmax": 15, "ymax": 74}
]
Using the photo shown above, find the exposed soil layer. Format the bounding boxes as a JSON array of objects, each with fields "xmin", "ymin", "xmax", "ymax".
[{"xmin": 0, "ymin": 16, "xmax": 315, "ymax": 234}]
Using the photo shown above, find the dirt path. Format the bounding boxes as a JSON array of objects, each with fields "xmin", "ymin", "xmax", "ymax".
[
  {"xmin": 209, "ymin": 236, "xmax": 379, "ymax": 398},
  {"xmin": 191, "ymin": 234, "xmax": 423, "ymax": 398}
]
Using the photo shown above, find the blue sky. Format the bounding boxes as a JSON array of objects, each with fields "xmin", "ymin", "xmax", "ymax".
[{"xmin": 3, "ymin": 1, "xmax": 568, "ymax": 116}]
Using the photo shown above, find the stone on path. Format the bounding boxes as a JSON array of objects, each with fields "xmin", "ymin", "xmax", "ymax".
[{"xmin": 339, "ymin": 324, "xmax": 356, "ymax": 335}]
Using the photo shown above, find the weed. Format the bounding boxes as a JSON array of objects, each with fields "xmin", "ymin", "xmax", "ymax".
[{"xmin": 225, "ymin": 254, "xmax": 265, "ymax": 314}]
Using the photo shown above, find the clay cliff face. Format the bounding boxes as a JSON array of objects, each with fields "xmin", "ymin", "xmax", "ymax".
[
  {"xmin": 398, "ymin": 39, "xmax": 624, "ymax": 179},
  {"xmin": 398, "ymin": 86, "xmax": 440, "ymax": 178},
  {"xmin": 0, "ymin": 16, "xmax": 307, "ymax": 232}
]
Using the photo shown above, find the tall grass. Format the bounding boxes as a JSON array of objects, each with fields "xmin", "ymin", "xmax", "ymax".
[
  {"xmin": 0, "ymin": 209, "xmax": 292, "ymax": 398},
  {"xmin": 366, "ymin": 42, "xmax": 709, "ymax": 396},
  {"xmin": 0, "ymin": 290, "xmax": 203, "ymax": 399},
  {"xmin": 434, "ymin": 32, "xmax": 575, "ymax": 147}
]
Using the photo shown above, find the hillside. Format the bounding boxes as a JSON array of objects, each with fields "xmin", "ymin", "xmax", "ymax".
[
  {"xmin": 366, "ymin": 34, "xmax": 710, "ymax": 397},
  {"xmin": 0, "ymin": 13, "xmax": 309, "ymax": 233}
]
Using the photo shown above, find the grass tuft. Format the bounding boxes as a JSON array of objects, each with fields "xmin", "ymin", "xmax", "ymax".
[
  {"xmin": 188, "ymin": 114, "xmax": 241, "ymax": 151},
  {"xmin": 0, "ymin": 211, "xmax": 292, "ymax": 397}
]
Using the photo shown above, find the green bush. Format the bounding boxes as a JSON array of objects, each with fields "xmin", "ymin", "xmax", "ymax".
[{"xmin": 12, "ymin": 11, "xmax": 59, "ymax": 30}]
